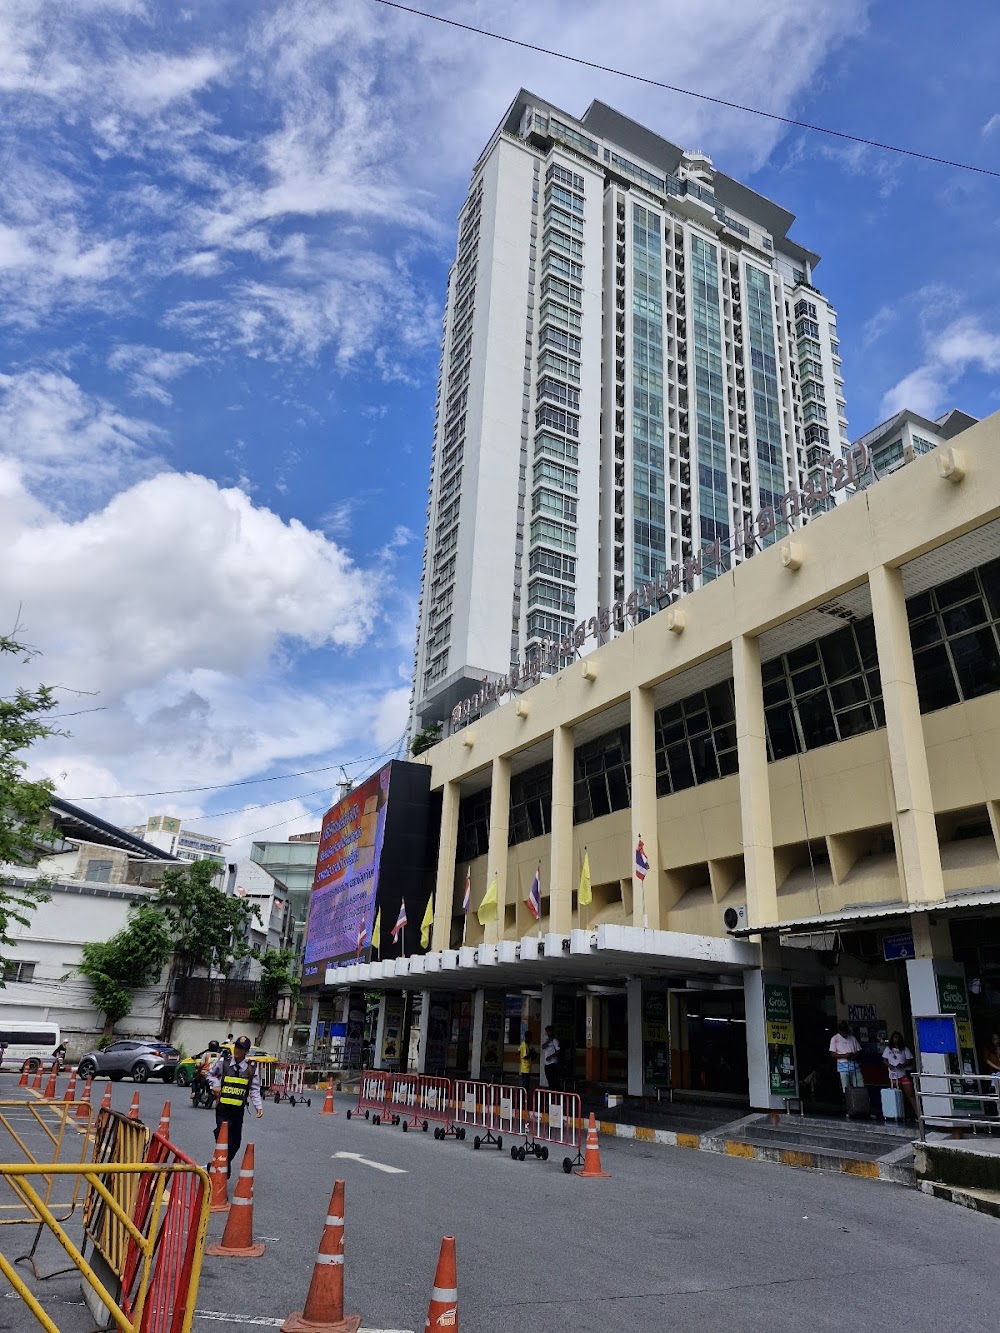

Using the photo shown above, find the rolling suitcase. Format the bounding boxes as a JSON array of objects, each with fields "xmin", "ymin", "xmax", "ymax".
[
  {"xmin": 881, "ymin": 1086, "xmax": 905, "ymax": 1122},
  {"xmin": 845, "ymin": 1084, "xmax": 870, "ymax": 1119}
]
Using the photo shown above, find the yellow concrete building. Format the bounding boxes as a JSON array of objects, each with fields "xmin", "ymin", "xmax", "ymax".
[{"xmin": 328, "ymin": 413, "xmax": 1000, "ymax": 1111}]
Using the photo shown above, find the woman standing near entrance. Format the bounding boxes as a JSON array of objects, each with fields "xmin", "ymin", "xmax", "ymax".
[{"xmin": 882, "ymin": 1031, "xmax": 919, "ymax": 1120}]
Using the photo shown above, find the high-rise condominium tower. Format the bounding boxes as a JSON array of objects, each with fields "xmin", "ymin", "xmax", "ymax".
[{"xmin": 410, "ymin": 92, "xmax": 849, "ymax": 738}]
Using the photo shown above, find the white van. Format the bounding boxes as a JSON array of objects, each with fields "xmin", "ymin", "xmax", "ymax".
[{"xmin": 0, "ymin": 1022, "xmax": 62, "ymax": 1073}]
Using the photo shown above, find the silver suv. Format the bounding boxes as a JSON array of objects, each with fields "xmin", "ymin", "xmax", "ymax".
[{"xmin": 76, "ymin": 1038, "xmax": 179, "ymax": 1084}]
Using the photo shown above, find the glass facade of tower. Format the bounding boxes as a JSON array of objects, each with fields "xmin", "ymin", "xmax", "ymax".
[
  {"xmin": 690, "ymin": 235, "xmax": 729, "ymax": 557},
  {"xmin": 631, "ymin": 204, "xmax": 666, "ymax": 584},
  {"xmin": 745, "ymin": 264, "xmax": 786, "ymax": 544}
]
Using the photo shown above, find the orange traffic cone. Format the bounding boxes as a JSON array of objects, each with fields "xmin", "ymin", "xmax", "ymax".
[
  {"xmin": 99, "ymin": 1083, "xmax": 112, "ymax": 1116},
  {"xmin": 77, "ymin": 1077, "xmax": 93, "ymax": 1121},
  {"xmin": 321, "ymin": 1083, "xmax": 336, "ymax": 1116},
  {"xmin": 209, "ymin": 1121, "xmax": 231, "ymax": 1213},
  {"xmin": 65, "ymin": 1069, "xmax": 78, "ymax": 1104},
  {"xmin": 42, "ymin": 1065, "xmax": 58, "ymax": 1099},
  {"xmin": 575, "ymin": 1112, "xmax": 611, "ymax": 1179},
  {"xmin": 206, "ymin": 1143, "xmax": 265, "ymax": 1258},
  {"xmin": 425, "ymin": 1236, "xmax": 459, "ymax": 1332},
  {"xmin": 156, "ymin": 1101, "xmax": 171, "ymax": 1139},
  {"xmin": 18, "ymin": 1064, "xmax": 29, "ymax": 1088},
  {"xmin": 283, "ymin": 1179, "xmax": 362, "ymax": 1333},
  {"xmin": 127, "ymin": 1090, "xmax": 140, "ymax": 1120},
  {"xmin": 30, "ymin": 1065, "xmax": 43, "ymax": 1092}
]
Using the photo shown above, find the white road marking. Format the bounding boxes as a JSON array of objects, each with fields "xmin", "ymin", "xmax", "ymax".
[
  {"xmin": 195, "ymin": 1317, "xmax": 412, "ymax": 1332},
  {"xmin": 331, "ymin": 1150, "xmax": 407, "ymax": 1175}
]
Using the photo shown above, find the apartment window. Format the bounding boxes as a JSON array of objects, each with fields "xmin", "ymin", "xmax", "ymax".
[
  {"xmin": 912, "ymin": 434, "xmax": 937, "ymax": 456},
  {"xmin": 526, "ymin": 611, "xmax": 574, "ymax": 642},
  {"xmin": 536, "ymin": 378, "xmax": 580, "ymax": 411},
  {"xmin": 530, "ymin": 517, "xmax": 576, "ymax": 551},
  {"xmin": 804, "ymin": 424, "xmax": 830, "ymax": 446},
  {"xmin": 573, "ymin": 727, "xmax": 632, "ymax": 822},
  {"xmin": 795, "ymin": 317, "xmax": 820, "ymax": 340},
  {"xmin": 794, "ymin": 299, "xmax": 818, "ymax": 320},
  {"xmin": 545, "ymin": 162, "xmax": 585, "ymax": 192},
  {"xmin": 908, "ymin": 560, "xmax": 1000, "ymax": 711},
  {"xmin": 456, "ymin": 788, "xmax": 491, "ymax": 863},
  {"xmin": 544, "ymin": 183, "xmax": 584, "ymax": 216},
  {"xmin": 539, "ymin": 325, "xmax": 582, "ymax": 357},
  {"xmin": 509, "ymin": 762, "xmax": 552, "ymax": 845},
  {"xmin": 537, "ymin": 351, "xmax": 581, "ymax": 385},
  {"xmin": 532, "ymin": 488, "xmax": 577, "ymax": 522},
  {"xmin": 527, "ymin": 577, "xmax": 575, "ymax": 613},
  {"xmin": 655, "ymin": 681, "xmax": 739, "ymax": 796},
  {"xmin": 534, "ymin": 431, "xmax": 579, "ymax": 464},
  {"xmin": 2, "ymin": 961, "xmax": 36, "ymax": 983},
  {"xmin": 528, "ymin": 548, "xmax": 576, "ymax": 581},
  {"xmin": 533, "ymin": 458, "xmax": 578, "ymax": 494},
  {"xmin": 85, "ymin": 859, "xmax": 114, "ymax": 883},
  {"xmin": 535, "ymin": 405, "xmax": 579, "ymax": 438}
]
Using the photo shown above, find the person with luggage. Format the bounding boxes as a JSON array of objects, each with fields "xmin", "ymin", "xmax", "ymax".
[
  {"xmin": 830, "ymin": 1020, "xmax": 864, "ymax": 1116},
  {"xmin": 206, "ymin": 1035, "xmax": 263, "ymax": 1176},
  {"xmin": 882, "ymin": 1031, "xmax": 918, "ymax": 1120}
]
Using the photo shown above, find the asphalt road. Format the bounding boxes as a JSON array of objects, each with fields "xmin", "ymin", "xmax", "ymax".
[{"xmin": 2, "ymin": 1075, "xmax": 999, "ymax": 1332}]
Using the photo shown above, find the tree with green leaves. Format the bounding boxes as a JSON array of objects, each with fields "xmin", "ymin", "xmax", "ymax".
[
  {"xmin": 0, "ymin": 631, "xmax": 60, "ymax": 983},
  {"xmin": 410, "ymin": 722, "xmax": 442, "ymax": 756},
  {"xmin": 153, "ymin": 859, "xmax": 260, "ymax": 978},
  {"xmin": 78, "ymin": 904, "xmax": 174, "ymax": 1037},
  {"xmin": 249, "ymin": 948, "xmax": 301, "ymax": 1045}
]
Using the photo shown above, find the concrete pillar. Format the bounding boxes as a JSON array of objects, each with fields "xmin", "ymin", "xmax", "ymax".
[
  {"xmin": 372, "ymin": 995, "xmax": 389, "ymax": 1071},
  {"xmin": 744, "ymin": 967, "xmax": 797, "ymax": 1111},
  {"xmin": 869, "ymin": 563, "xmax": 945, "ymax": 903},
  {"xmin": 540, "ymin": 985, "xmax": 554, "ymax": 1088},
  {"xmin": 470, "ymin": 989, "xmax": 486, "ymax": 1081},
  {"xmin": 415, "ymin": 989, "xmax": 432, "ymax": 1074},
  {"xmin": 307, "ymin": 993, "xmax": 320, "ymax": 1057},
  {"xmin": 486, "ymin": 755, "xmax": 511, "ymax": 944},
  {"xmin": 626, "ymin": 978, "xmax": 643, "ymax": 1097},
  {"xmin": 733, "ymin": 634, "xmax": 778, "ymax": 927},
  {"xmin": 432, "ymin": 780, "xmax": 460, "ymax": 951},
  {"xmin": 549, "ymin": 725, "xmax": 574, "ymax": 933},
  {"xmin": 630, "ymin": 685, "xmax": 660, "ymax": 929}
]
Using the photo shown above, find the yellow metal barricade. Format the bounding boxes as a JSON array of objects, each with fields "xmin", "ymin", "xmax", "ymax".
[
  {"xmin": 84, "ymin": 1110, "xmax": 151, "ymax": 1276},
  {"xmin": 0, "ymin": 1098, "xmax": 93, "ymax": 1227},
  {"xmin": 0, "ymin": 1155, "xmax": 210, "ymax": 1333}
]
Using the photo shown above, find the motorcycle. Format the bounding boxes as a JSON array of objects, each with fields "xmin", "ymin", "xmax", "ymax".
[{"xmin": 190, "ymin": 1073, "xmax": 217, "ymax": 1110}]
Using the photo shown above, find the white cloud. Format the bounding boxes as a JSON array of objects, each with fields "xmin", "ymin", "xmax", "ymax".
[
  {"xmin": 982, "ymin": 113, "xmax": 1000, "ymax": 138},
  {"xmin": 107, "ymin": 344, "xmax": 202, "ymax": 404},
  {"xmin": 879, "ymin": 312, "xmax": 1000, "ymax": 419},
  {"xmin": 113, "ymin": 50, "xmax": 227, "ymax": 113}
]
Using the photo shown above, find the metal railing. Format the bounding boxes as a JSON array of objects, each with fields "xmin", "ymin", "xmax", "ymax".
[{"xmin": 914, "ymin": 1070, "xmax": 1000, "ymax": 1139}]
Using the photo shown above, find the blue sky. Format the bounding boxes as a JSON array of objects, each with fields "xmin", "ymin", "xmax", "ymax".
[{"xmin": 1, "ymin": 0, "xmax": 998, "ymax": 855}]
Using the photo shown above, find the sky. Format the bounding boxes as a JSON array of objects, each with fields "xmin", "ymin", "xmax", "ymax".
[{"xmin": 1, "ymin": 0, "xmax": 998, "ymax": 858}]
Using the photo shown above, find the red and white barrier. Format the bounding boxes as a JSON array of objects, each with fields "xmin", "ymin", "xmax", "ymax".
[
  {"xmin": 272, "ymin": 1062, "xmax": 308, "ymax": 1105},
  {"xmin": 384, "ymin": 1072, "xmax": 420, "ymax": 1129},
  {"xmin": 450, "ymin": 1079, "xmax": 515, "ymax": 1150},
  {"xmin": 346, "ymin": 1070, "xmax": 390, "ymax": 1124},
  {"xmin": 518, "ymin": 1089, "xmax": 584, "ymax": 1169},
  {"xmin": 416, "ymin": 1075, "xmax": 454, "ymax": 1138}
]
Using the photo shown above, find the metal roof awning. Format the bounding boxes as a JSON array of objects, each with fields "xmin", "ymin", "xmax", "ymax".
[
  {"xmin": 733, "ymin": 888, "xmax": 1000, "ymax": 938},
  {"xmin": 316, "ymin": 924, "xmax": 760, "ymax": 995}
]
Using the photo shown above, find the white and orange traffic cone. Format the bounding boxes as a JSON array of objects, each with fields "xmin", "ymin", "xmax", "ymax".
[
  {"xmin": 209, "ymin": 1121, "xmax": 231, "ymax": 1213},
  {"xmin": 42, "ymin": 1065, "xmax": 58, "ymax": 1099},
  {"xmin": 283, "ymin": 1179, "xmax": 362, "ymax": 1333},
  {"xmin": 77, "ymin": 1076, "xmax": 93, "ymax": 1122},
  {"xmin": 30, "ymin": 1065, "xmax": 43, "ymax": 1093},
  {"xmin": 575, "ymin": 1112, "xmax": 611, "ymax": 1179},
  {"xmin": 127, "ymin": 1089, "xmax": 140, "ymax": 1120},
  {"xmin": 156, "ymin": 1101, "xmax": 171, "ymax": 1140},
  {"xmin": 18, "ymin": 1064, "xmax": 29, "ymax": 1088},
  {"xmin": 99, "ymin": 1083, "xmax": 112, "ymax": 1116},
  {"xmin": 321, "ymin": 1083, "xmax": 336, "ymax": 1116},
  {"xmin": 425, "ymin": 1236, "xmax": 459, "ymax": 1332},
  {"xmin": 64, "ymin": 1068, "xmax": 78, "ymax": 1105},
  {"xmin": 206, "ymin": 1143, "xmax": 265, "ymax": 1258}
]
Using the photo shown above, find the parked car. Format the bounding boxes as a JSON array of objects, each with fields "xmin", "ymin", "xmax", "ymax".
[{"xmin": 76, "ymin": 1039, "xmax": 179, "ymax": 1084}]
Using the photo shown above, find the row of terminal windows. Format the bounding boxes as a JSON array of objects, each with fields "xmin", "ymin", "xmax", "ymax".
[{"xmin": 453, "ymin": 557, "xmax": 1000, "ymax": 855}]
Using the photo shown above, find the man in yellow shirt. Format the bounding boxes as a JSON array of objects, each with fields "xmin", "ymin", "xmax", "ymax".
[{"xmin": 518, "ymin": 1026, "xmax": 535, "ymax": 1093}]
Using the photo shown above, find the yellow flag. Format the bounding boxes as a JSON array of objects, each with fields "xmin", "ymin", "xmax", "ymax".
[
  {"xmin": 371, "ymin": 908, "xmax": 381, "ymax": 951},
  {"xmin": 477, "ymin": 875, "xmax": 498, "ymax": 925},
  {"xmin": 420, "ymin": 896, "xmax": 434, "ymax": 948},
  {"xmin": 578, "ymin": 850, "xmax": 592, "ymax": 906}
]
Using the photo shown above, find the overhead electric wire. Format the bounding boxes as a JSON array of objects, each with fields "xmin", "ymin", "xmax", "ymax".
[
  {"xmin": 374, "ymin": 0, "xmax": 1000, "ymax": 180},
  {"xmin": 64, "ymin": 734, "xmax": 406, "ymax": 801}
]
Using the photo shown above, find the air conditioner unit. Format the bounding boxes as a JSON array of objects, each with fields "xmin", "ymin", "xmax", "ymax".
[{"xmin": 723, "ymin": 905, "xmax": 747, "ymax": 933}]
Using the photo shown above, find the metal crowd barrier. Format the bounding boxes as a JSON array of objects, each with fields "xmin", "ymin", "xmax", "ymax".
[
  {"xmin": 384, "ymin": 1073, "xmax": 420, "ymax": 1129},
  {"xmin": 914, "ymin": 1070, "xmax": 1000, "ymax": 1139},
  {"xmin": 0, "ymin": 1098, "xmax": 94, "ymax": 1280},
  {"xmin": 452, "ymin": 1080, "xmax": 490, "ymax": 1144},
  {"xmin": 518, "ymin": 1089, "xmax": 584, "ymax": 1170},
  {"xmin": 272, "ymin": 1062, "xmax": 309, "ymax": 1106},
  {"xmin": 84, "ymin": 1109, "xmax": 152, "ymax": 1280},
  {"xmin": 450, "ymin": 1079, "xmax": 526, "ymax": 1150},
  {"xmin": 346, "ymin": 1070, "xmax": 390, "ymax": 1123},
  {"xmin": 0, "ymin": 1144, "xmax": 210, "ymax": 1332},
  {"xmin": 416, "ymin": 1076, "xmax": 453, "ymax": 1138}
]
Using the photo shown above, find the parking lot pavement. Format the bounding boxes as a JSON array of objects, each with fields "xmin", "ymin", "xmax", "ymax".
[{"xmin": 4, "ymin": 1077, "xmax": 1000, "ymax": 1331}]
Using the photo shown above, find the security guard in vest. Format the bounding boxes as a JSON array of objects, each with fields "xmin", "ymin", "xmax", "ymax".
[{"xmin": 207, "ymin": 1035, "xmax": 263, "ymax": 1175}]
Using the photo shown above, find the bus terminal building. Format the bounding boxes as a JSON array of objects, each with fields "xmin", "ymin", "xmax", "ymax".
[{"xmin": 311, "ymin": 415, "xmax": 1000, "ymax": 1112}]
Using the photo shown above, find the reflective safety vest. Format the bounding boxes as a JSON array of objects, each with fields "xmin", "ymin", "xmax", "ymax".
[{"xmin": 218, "ymin": 1058, "xmax": 257, "ymax": 1111}]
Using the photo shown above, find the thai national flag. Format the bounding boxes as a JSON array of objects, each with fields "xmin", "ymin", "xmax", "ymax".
[
  {"xmin": 391, "ymin": 899, "xmax": 408, "ymax": 942},
  {"xmin": 356, "ymin": 919, "xmax": 367, "ymax": 955},
  {"xmin": 635, "ymin": 838, "xmax": 650, "ymax": 882},
  {"xmin": 526, "ymin": 865, "xmax": 541, "ymax": 921},
  {"xmin": 462, "ymin": 866, "xmax": 471, "ymax": 914}
]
